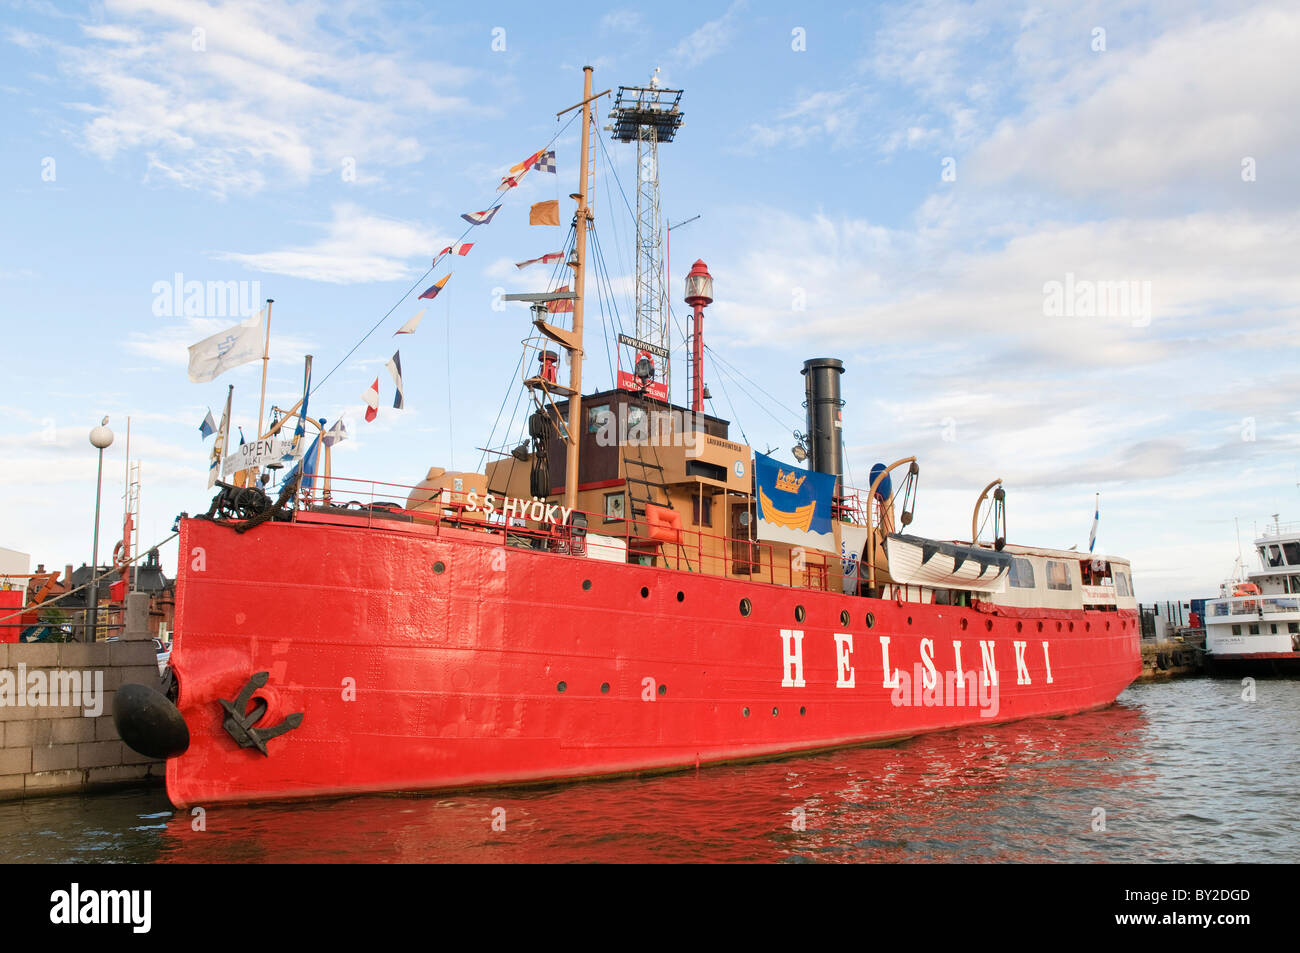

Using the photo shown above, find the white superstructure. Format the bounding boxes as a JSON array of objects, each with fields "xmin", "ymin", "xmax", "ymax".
[{"xmin": 1204, "ymin": 519, "xmax": 1300, "ymax": 660}]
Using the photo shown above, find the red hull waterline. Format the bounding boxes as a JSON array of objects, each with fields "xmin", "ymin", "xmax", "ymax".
[{"xmin": 166, "ymin": 516, "xmax": 1141, "ymax": 808}]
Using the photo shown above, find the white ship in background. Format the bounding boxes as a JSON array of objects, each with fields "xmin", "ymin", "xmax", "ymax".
[{"xmin": 1203, "ymin": 516, "xmax": 1300, "ymax": 674}]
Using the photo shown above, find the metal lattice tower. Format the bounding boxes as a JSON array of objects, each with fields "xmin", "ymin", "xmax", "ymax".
[{"xmin": 608, "ymin": 71, "xmax": 683, "ymax": 397}]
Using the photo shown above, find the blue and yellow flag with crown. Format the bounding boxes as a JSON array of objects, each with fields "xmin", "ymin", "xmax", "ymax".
[{"xmin": 754, "ymin": 452, "xmax": 837, "ymax": 552}]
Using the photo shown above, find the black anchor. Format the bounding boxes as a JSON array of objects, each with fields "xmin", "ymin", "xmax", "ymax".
[{"xmin": 218, "ymin": 672, "xmax": 304, "ymax": 756}]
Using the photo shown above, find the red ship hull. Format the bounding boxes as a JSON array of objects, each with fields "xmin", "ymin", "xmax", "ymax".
[{"xmin": 165, "ymin": 514, "xmax": 1140, "ymax": 807}]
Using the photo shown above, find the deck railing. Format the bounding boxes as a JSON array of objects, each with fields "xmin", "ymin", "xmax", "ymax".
[
  {"xmin": 297, "ymin": 475, "xmax": 855, "ymax": 595},
  {"xmin": 1206, "ymin": 593, "xmax": 1300, "ymax": 617}
]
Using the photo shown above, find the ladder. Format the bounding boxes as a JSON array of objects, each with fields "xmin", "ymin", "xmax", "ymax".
[{"xmin": 622, "ymin": 429, "xmax": 692, "ymax": 571}]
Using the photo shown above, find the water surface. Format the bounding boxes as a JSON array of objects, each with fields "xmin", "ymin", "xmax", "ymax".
[{"xmin": 2, "ymin": 678, "xmax": 1295, "ymax": 863}]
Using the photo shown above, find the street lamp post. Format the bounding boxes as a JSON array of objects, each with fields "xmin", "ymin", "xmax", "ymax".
[{"xmin": 88, "ymin": 417, "xmax": 114, "ymax": 642}]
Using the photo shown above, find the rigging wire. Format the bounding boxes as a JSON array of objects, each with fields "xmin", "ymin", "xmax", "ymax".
[
  {"xmin": 703, "ymin": 348, "xmax": 798, "ymax": 435},
  {"xmin": 476, "ymin": 349, "xmax": 526, "ymax": 473},
  {"xmin": 706, "ymin": 347, "xmax": 749, "ymax": 447},
  {"xmin": 704, "ymin": 344, "xmax": 805, "ymax": 429},
  {"xmin": 587, "ymin": 226, "xmax": 617, "ymax": 389},
  {"xmin": 310, "ymin": 110, "xmax": 580, "ymax": 401},
  {"xmin": 446, "ymin": 295, "xmax": 453, "ymax": 469}
]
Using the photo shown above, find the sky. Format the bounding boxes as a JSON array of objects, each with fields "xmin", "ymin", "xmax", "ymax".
[{"xmin": 1, "ymin": 0, "xmax": 1298, "ymax": 602}]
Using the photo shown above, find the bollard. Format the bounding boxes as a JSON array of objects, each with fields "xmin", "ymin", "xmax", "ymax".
[{"xmin": 124, "ymin": 591, "xmax": 151, "ymax": 641}]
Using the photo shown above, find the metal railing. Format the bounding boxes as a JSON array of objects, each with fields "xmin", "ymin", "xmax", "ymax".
[
  {"xmin": 1205, "ymin": 593, "xmax": 1300, "ymax": 617},
  {"xmin": 297, "ymin": 475, "xmax": 853, "ymax": 594}
]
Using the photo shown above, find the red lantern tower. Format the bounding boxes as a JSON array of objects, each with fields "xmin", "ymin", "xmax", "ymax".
[{"xmin": 684, "ymin": 259, "xmax": 713, "ymax": 414}]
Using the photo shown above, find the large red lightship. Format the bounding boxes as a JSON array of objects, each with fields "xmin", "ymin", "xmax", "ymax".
[{"xmin": 116, "ymin": 67, "xmax": 1140, "ymax": 807}]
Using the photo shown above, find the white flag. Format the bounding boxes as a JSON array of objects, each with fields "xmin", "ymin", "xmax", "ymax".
[
  {"xmin": 386, "ymin": 351, "xmax": 404, "ymax": 410},
  {"xmin": 187, "ymin": 308, "xmax": 264, "ymax": 383},
  {"xmin": 208, "ymin": 387, "xmax": 232, "ymax": 488},
  {"xmin": 323, "ymin": 418, "xmax": 348, "ymax": 448},
  {"xmin": 394, "ymin": 308, "xmax": 426, "ymax": 336}
]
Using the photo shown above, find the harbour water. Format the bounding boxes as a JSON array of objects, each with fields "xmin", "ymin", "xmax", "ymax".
[{"xmin": 1, "ymin": 678, "xmax": 1296, "ymax": 863}]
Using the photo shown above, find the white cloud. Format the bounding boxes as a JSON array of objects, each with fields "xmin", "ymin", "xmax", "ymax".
[
  {"xmin": 969, "ymin": 4, "xmax": 1300, "ymax": 202},
  {"xmin": 25, "ymin": 0, "xmax": 475, "ymax": 197},
  {"xmin": 747, "ymin": 86, "xmax": 870, "ymax": 150},
  {"xmin": 672, "ymin": 0, "xmax": 747, "ymax": 68},
  {"xmin": 600, "ymin": 10, "xmax": 643, "ymax": 33},
  {"xmin": 214, "ymin": 202, "xmax": 449, "ymax": 284}
]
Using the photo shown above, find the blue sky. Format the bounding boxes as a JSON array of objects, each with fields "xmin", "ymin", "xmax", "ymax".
[{"xmin": 2, "ymin": 0, "xmax": 1298, "ymax": 601}]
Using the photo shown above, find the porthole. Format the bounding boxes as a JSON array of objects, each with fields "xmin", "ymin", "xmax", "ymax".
[
  {"xmin": 907, "ymin": 616, "xmax": 913, "ymax": 625},
  {"xmin": 799, "ymin": 706, "xmax": 806, "ymax": 716},
  {"xmin": 1037, "ymin": 621, "xmax": 1044, "ymax": 632},
  {"xmin": 676, "ymin": 591, "xmax": 685, "ymax": 603},
  {"xmin": 865, "ymin": 612, "xmax": 875, "ymax": 628},
  {"xmin": 740, "ymin": 598, "xmax": 752, "ymax": 617},
  {"xmin": 794, "ymin": 605, "xmax": 806, "ymax": 623},
  {"xmin": 985, "ymin": 619, "xmax": 993, "ymax": 632},
  {"xmin": 1016, "ymin": 621, "xmax": 1023, "ymax": 633},
  {"xmin": 959, "ymin": 618, "xmax": 969, "ymax": 630},
  {"xmin": 1056, "ymin": 621, "xmax": 1063, "ymax": 632},
  {"xmin": 1085, "ymin": 622, "xmax": 1091, "ymax": 632},
  {"xmin": 582, "ymin": 579, "xmax": 592, "ymax": 591},
  {"xmin": 600, "ymin": 682, "xmax": 610, "ymax": 694},
  {"xmin": 640, "ymin": 586, "xmax": 650, "ymax": 598},
  {"xmin": 658, "ymin": 684, "xmax": 667, "ymax": 696},
  {"xmin": 1105, "ymin": 621, "xmax": 1111, "ymax": 631},
  {"xmin": 840, "ymin": 609, "xmax": 850, "ymax": 627},
  {"xmin": 742, "ymin": 707, "xmax": 750, "ymax": 717},
  {"xmin": 1068, "ymin": 622, "xmax": 1075, "ymax": 632},
  {"xmin": 771, "ymin": 707, "xmax": 779, "ymax": 717},
  {"xmin": 556, "ymin": 681, "xmax": 567, "ymax": 693},
  {"xmin": 433, "ymin": 561, "xmax": 446, "ymax": 574}
]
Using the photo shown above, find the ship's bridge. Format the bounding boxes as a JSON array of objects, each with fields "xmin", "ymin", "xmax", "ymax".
[{"xmin": 1248, "ymin": 522, "xmax": 1300, "ymax": 593}]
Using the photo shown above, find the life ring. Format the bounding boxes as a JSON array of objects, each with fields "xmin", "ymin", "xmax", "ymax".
[{"xmin": 111, "ymin": 540, "xmax": 129, "ymax": 570}]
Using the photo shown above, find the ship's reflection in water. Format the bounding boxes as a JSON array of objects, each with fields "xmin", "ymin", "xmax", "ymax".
[{"xmin": 2, "ymin": 679, "xmax": 1296, "ymax": 863}]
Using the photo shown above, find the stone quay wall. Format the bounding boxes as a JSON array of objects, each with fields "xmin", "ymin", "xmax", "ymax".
[{"xmin": 0, "ymin": 592, "xmax": 164, "ymax": 800}]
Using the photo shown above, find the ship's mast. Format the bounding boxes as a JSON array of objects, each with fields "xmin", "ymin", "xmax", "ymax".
[
  {"xmin": 563, "ymin": 66, "xmax": 595, "ymax": 513},
  {"xmin": 609, "ymin": 72, "xmax": 683, "ymax": 398}
]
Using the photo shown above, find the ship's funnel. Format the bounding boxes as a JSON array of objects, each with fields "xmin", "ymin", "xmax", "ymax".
[{"xmin": 801, "ymin": 358, "xmax": 845, "ymax": 492}]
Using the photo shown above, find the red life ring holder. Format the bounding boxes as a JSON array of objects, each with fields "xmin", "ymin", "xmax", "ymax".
[{"xmin": 112, "ymin": 540, "xmax": 129, "ymax": 570}]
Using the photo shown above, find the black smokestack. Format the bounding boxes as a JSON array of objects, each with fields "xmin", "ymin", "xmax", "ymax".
[{"xmin": 801, "ymin": 358, "xmax": 845, "ymax": 492}]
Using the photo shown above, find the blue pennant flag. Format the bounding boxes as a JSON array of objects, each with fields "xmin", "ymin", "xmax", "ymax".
[
  {"xmin": 199, "ymin": 409, "xmax": 216, "ymax": 439},
  {"xmin": 282, "ymin": 431, "xmax": 321, "ymax": 494}
]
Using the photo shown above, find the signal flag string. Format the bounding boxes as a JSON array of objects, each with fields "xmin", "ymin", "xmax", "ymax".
[{"xmin": 309, "ymin": 109, "xmax": 581, "ymax": 401}]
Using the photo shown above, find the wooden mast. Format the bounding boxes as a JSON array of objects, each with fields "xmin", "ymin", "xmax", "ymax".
[{"xmin": 562, "ymin": 66, "xmax": 594, "ymax": 513}]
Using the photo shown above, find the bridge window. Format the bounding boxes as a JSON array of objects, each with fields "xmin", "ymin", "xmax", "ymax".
[
  {"xmin": 1115, "ymin": 571, "xmax": 1132, "ymax": 597},
  {"xmin": 1009, "ymin": 558, "xmax": 1036, "ymax": 588},
  {"xmin": 1285, "ymin": 543, "xmax": 1300, "ymax": 565},
  {"xmin": 1267, "ymin": 545, "xmax": 1284, "ymax": 568},
  {"xmin": 624, "ymin": 406, "xmax": 647, "ymax": 440},
  {"xmin": 1232, "ymin": 624, "xmax": 1241, "ymax": 635},
  {"xmin": 1249, "ymin": 623, "xmax": 1260, "ymax": 635},
  {"xmin": 691, "ymin": 492, "xmax": 713, "ymax": 527},
  {"xmin": 1046, "ymin": 560, "xmax": 1073, "ymax": 591},
  {"xmin": 587, "ymin": 404, "xmax": 612, "ymax": 434}
]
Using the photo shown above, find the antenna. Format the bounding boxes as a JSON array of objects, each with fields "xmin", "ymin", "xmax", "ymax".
[{"xmin": 609, "ymin": 73, "xmax": 683, "ymax": 399}]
